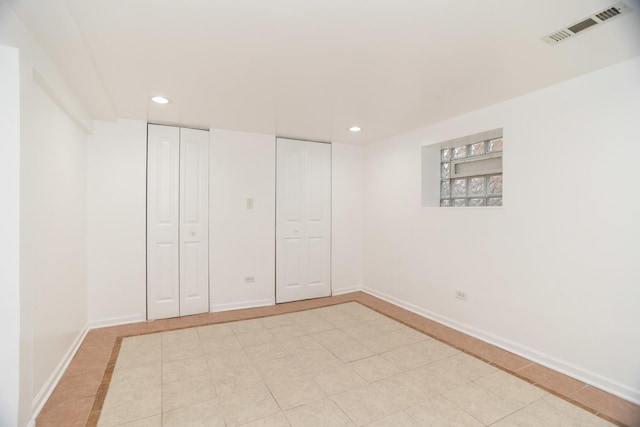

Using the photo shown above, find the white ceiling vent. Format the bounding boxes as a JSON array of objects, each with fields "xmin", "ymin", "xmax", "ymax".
[{"xmin": 542, "ymin": 1, "xmax": 633, "ymax": 45}]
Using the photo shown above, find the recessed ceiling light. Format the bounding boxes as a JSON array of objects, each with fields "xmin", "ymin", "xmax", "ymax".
[
  {"xmin": 151, "ymin": 96, "xmax": 169, "ymax": 104},
  {"xmin": 349, "ymin": 126, "xmax": 362, "ymax": 132}
]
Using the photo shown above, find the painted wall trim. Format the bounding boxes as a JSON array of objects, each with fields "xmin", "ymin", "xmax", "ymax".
[
  {"xmin": 360, "ymin": 287, "xmax": 640, "ymax": 405},
  {"xmin": 211, "ymin": 298, "xmax": 275, "ymax": 313},
  {"xmin": 30, "ymin": 323, "xmax": 89, "ymax": 423},
  {"xmin": 332, "ymin": 286, "xmax": 362, "ymax": 296},
  {"xmin": 88, "ymin": 314, "xmax": 146, "ymax": 330}
]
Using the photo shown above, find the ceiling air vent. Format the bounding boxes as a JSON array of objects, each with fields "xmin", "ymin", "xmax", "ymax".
[{"xmin": 541, "ymin": 1, "xmax": 633, "ymax": 45}]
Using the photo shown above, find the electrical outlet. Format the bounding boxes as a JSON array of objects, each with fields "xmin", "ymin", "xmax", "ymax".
[
  {"xmin": 455, "ymin": 290, "xmax": 468, "ymax": 301},
  {"xmin": 245, "ymin": 276, "xmax": 255, "ymax": 283}
]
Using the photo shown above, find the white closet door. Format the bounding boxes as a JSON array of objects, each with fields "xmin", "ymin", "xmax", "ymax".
[
  {"xmin": 276, "ymin": 138, "xmax": 331, "ymax": 303},
  {"xmin": 147, "ymin": 124, "xmax": 180, "ymax": 320},
  {"xmin": 179, "ymin": 128, "xmax": 210, "ymax": 316}
]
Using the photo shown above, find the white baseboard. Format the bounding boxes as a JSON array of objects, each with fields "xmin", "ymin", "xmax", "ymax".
[
  {"xmin": 332, "ymin": 286, "xmax": 362, "ymax": 296},
  {"xmin": 211, "ymin": 298, "xmax": 275, "ymax": 313},
  {"xmin": 30, "ymin": 323, "xmax": 89, "ymax": 423},
  {"xmin": 88, "ymin": 314, "xmax": 146, "ymax": 329},
  {"xmin": 361, "ymin": 287, "xmax": 640, "ymax": 405}
]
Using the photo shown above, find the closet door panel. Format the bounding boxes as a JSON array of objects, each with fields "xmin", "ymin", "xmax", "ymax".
[
  {"xmin": 147, "ymin": 124, "xmax": 180, "ymax": 320},
  {"xmin": 179, "ymin": 128, "xmax": 210, "ymax": 316},
  {"xmin": 276, "ymin": 138, "xmax": 331, "ymax": 303}
]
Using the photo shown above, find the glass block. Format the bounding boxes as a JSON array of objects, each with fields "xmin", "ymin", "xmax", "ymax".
[
  {"xmin": 468, "ymin": 176, "xmax": 486, "ymax": 196},
  {"xmin": 452, "ymin": 178, "xmax": 467, "ymax": 198},
  {"xmin": 441, "ymin": 148, "xmax": 451, "ymax": 162},
  {"xmin": 440, "ymin": 198, "xmax": 451, "ymax": 207},
  {"xmin": 453, "ymin": 198, "xmax": 466, "ymax": 207},
  {"xmin": 487, "ymin": 174, "xmax": 502, "ymax": 195},
  {"xmin": 468, "ymin": 198, "xmax": 485, "ymax": 207},
  {"xmin": 488, "ymin": 138, "xmax": 503, "ymax": 153},
  {"xmin": 440, "ymin": 180, "xmax": 451, "ymax": 198},
  {"xmin": 469, "ymin": 141, "xmax": 486, "ymax": 156},
  {"xmin": 487, "ymin": 197, "xmax": 502, "ymax": 206},
  {"xmin": 452, "ymin": 145, "xmax": 467, "ymax": 159},
  {"xmin": 441, "ymin": 162, "xmax": 450, "ymax": 179}
]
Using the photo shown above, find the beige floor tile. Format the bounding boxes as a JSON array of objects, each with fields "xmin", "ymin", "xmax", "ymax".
[
  {"xmin": 237, "ymin": 329, "xmax": 276, "ymax": 348},
  {"xmin": 260, "ymin": 313, "xmax": 296, "ymax": 329},
  {"xmin": 312, "ymin": 366, "xmax": 367, "ymax": 395},
  {"xmin": 162, "ymin": 375, "xmax": 217, "ymax": 412},
  {"xmin": 442, "ymin": 382, "xmax": 523, "ymax": 424},
  {"xmin": 213, "ymin": 364, "xmax": 264, "ymax": 396},
  {"xmin": 162, "ymin": 328, "xmax": 200, "ymax": 345},
  {"xmin": 521, "ymin": 394, "xmax": 615, "ymax": 426},
  {"xmin": 162, "ymin": 356, "xmax": 210, "ymax": 384},
  {"xmin": 329, "ymin": 341, "xmax": 375, "ymax": 363},
  {"xmin": 279, "ymin": 335, "xmax": 324, "ymax": 354},
  {"xmin": 409, "ymin": 360, "xmax": 471, "ymax": 394},
  {"xmin": 206, "ymin": 348, "xmax": 252, "ymax": 376},
  {"xmin": 404, "ymin": 396, "xmax": 483, "ymax": 427},
  {"xmin": 255, "ymin": 354, "xmax": 308, "ymax": 382},
  {"xmin": 299, "ymin": 319, "xmax": 335, "ymax": 334},
  {"xmin": 220, "ymin": 384, "xmax": 281, "ymax": 426},
  {"xmin": 162, "ymin": 398, "xmax": 225, "ymax": 427},
  {"xmin": 267, "ymin": 375, "xmax": 326, "ymax": 410},
  {"xmin": 285, "ymin": 398, "xmax": 355, "ymax": 427},
  {"xmin": 342, "ymin": 322, "xmax": 384, "ymax": 341},
  {"xmin": 366, "ymin": 316, "xmax": 405, "ymax": 333},
  {"xmin": 268, "ymin": 324, "xmax": 307, "ymax": 341},
  {"xmin": 296, "ymin": 348, "xmax": 345, "ymax": 374},
  {"xmin": 443, "ymin": 352, "xmax": 498, "ymax": 380},
  {"xmin": 80, "ymin": 300, "xmax": 630, "ymax": 427},
  {"xmin": 491, "ymin": 409, "xmax": 550, "ymax": 426},
  {"xmin": 411, "ymin": 337, "xmax": 460, "ymax": 361},
  {"xmin": 474, "ymin": 370, "xmax": 547, "ymax": 406},
  {"xmin": 197, "ymin": 323, "xmax": 235, "ymax": 341},
  {"xmin": 240, "ymin": 412, "xmax": 291, "ymax": 426},
  {"xmin": 116, "ymin": 347, "xmax": 162, "ymax": 370},
  {"xmin": 118, "ymin": 414, "xmax": 162, "ymax": 427},
  {"xmin": 230, "ymin": 318, "xmax": 266, "ymax": 334},
  {"xmin": 365, "ymin": 411, "xmax": 421, "ymax": 426},
  {"xmin": 162, "ymin": 339, "xmax": 204, "ymax": 362},
  {"xmin": 381, "ymin": 342, "xmax": 435, "ymax": 372},
  {"xmin": 245, "ymin": 340, "xmax": 292, "ymax": 363},
  {"xmin": 376, "ymin": 372, "xmax": 437, "ymax": 408},
  {"xmin": 331, "ymin": 384, "xmax": 404, "ymax": 425},
  {"xmin": 98, "ymin": 385, "xmax": 161, "ymax": 427},
  {"xmin": 201, "ymin": 334, "xmax": 243, "ymax": 354},
  {"xmin": 110, "ymin": 362, "xmax": 161, "ymax": 395},
  {"xmin": 349, "ymin": 355, "xmax": 401, "ymax": 382}
]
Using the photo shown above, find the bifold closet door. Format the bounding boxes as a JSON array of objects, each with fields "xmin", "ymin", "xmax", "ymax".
[
  {"xmin": 147, "ymin": 124, "xmax": 209, "ymax": 320},
  {"xmin": 178, "ymin": 128, "xmax": 210, "ymax": 316},
  {"xmin": 276, "ymin": 138, "xmax": 331, "ymax": 303}
]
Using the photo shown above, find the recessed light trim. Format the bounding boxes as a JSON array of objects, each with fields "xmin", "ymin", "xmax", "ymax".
[
  {"xmin": 349, "ymin": 126, "xmax": 362, "ymax": 132},
  {"xmin": 151, "ymin": 96, "xmax": 170, "ymax": 104}
]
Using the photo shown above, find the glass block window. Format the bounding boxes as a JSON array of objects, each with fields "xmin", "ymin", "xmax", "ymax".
[{"xmin": 440, "ymin": 137, "xmax": 502, "ymax": 207}]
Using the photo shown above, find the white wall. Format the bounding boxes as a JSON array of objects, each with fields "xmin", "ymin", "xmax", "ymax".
[
  {"xmin": 0, "ymin": 44, "xmax": 21, "ymax": 427},
  {"xmin": 25, "ymin": 78, "xmax": 88, "ymax": 405},
  {"xmin": 209, "ymin": 129, "xmax": 276, "ymax": 311},
  {"xmin": 1, "ymin": 1, "xmax": 92, "ymax": 425},
  {"xmin": 88, "ymin": 120, "xmax": 147, "ymax": 326},
  {"xmin": 362, "ymin": 57, "xmax": 640, "ymax": 403},
  {"xmin": 332, "ymin": 143, "xmax": 364, "ymax": 294}
]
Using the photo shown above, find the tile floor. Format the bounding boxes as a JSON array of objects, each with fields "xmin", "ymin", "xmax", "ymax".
[{"xmin": 37, "ymin": 292, "xmax": 640, "ymax": 426}]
